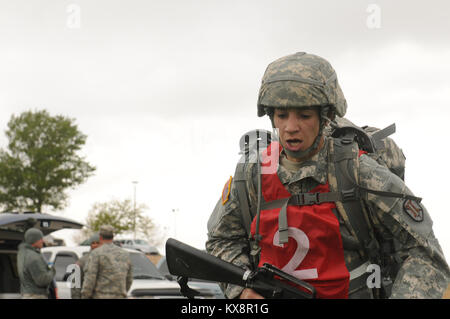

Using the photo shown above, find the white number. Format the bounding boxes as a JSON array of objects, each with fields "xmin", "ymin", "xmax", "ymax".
[{"xmin": 273, "ymin": 227, "xmax": 318, "ymax": 280}]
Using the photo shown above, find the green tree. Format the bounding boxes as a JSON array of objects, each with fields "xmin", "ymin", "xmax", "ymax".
[
  {"xmin": 84, "ymin": 199, "xmax": 164, "ymax": 246},
  {"xmin": 0, "ymin": 109, "xmax": 95, "ymax": 212}
]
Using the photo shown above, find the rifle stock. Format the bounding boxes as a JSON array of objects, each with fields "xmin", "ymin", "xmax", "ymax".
[{"xmin": 165, "ymin": 238, "xmax": 315, "ymax": 299}]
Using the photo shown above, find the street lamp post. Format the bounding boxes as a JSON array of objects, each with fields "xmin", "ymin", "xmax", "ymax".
[
  {"xmin": 172, "ymin": 208, "xmax": 179, "ymax": 238},
  {"xmin": 132, "ymin": 181, "xmax": 138, "ymax": 240}
]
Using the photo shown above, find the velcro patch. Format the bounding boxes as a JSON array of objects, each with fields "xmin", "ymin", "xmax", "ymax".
[
  {"xmin": 222, "ymin": 176, "xmax": 233, "ymax": 205},
  {"xmin": 403, "ymin": 199, "xmax": 423, "ymax": 222}
]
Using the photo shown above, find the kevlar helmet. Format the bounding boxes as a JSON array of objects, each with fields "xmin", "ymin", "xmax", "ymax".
[{"xmin": 257, "ymin": 52, "xmax": 347, "ymax": 118}]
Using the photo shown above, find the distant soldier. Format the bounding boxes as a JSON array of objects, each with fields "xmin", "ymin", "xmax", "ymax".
[
  {"xmin": 71, "ymin": 233, "xmax": 100, "ymax": 299},
  {"xmin": 17, "ymin": 228, "xmax": 56, "ymax": 299},
  {"xmin": 81, "ymin": 225, "xmax": 133, "ymax": 299}
]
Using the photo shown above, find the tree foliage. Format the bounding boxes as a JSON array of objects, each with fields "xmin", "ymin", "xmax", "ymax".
[
  {"xmin": 84, "ymin": 199, "xmax": 164, "ymax": 246},
  {"xmin": 0, "ymin": 109, "xmax": 95, "ymax": 212}
]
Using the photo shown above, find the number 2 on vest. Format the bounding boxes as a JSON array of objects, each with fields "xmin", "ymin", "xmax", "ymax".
[{"xmin": 273, "ymin": 227, "xmax": 318, "ymax": 280}]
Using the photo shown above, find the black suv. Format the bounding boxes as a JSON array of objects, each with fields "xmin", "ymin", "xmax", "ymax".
[{"xmin": 0, "ymin": 212, "xmax": 83, "ymax": 299}]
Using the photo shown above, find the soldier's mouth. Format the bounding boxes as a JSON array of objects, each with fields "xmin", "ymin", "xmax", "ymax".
[{"xmin": 285, "ymin": 139, "xmax": 303, "ymax": 151}]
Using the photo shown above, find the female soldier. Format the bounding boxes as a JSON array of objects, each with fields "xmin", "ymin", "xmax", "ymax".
[{"xmin": 206, "ymin": 52, "xmax": 449, "ymax": 299}]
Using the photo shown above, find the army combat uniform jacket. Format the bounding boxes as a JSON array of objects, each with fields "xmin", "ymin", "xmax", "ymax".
[
  {"xmin": 206, "ymin": 136, "xmax": 450, "ymax": 299},
  {"xmin": 17, "ymin": 243, "xmax": 55, "ymax": 298},
  {"xmin": 81, "ymin": 243, "xmax": 133, "ymax": 299}
]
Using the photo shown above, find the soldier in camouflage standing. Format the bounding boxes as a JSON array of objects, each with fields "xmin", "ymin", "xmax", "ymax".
[
  {"xmin": 17, "ymin": 228, "xmax": 56, "ymax": 299},
  {"xmin": 206, "ymin": 52, "xmax": 450, "ymax": 299},
  {"xmin": 71, "ymin": 233, "xmax": 100, "ymax": 299},
  {"xmin": 81, "ymin": 225, "xmax": 133, "ymax": 299}
]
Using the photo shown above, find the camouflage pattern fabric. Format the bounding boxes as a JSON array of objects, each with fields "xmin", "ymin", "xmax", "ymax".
[
  {"xmin": 206, "ymin": 136, "xmax": 450, "ymax": 299},
  {"xmin": 17, "ymin": 243, "xmax": 55, "ymax": 297},
  {"xmin": 257, "ymin": 52, "xmax": 347, "ymax": 117},
  {"xmin": 81, "ymin": 243, "xmax": 133, "ymax": 299}
]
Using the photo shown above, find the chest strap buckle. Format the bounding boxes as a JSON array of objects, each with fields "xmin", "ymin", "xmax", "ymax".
[
  {"xmin": 302, "ymin": 192, "xmax": 320, "ymax": 205},
  {"xmin": 291, "ymin": 193, "xmax": 321, "ymax": 206},
  {"xmin": 341, "ymin": 188, "xmax": 360, "ymax": 202}
]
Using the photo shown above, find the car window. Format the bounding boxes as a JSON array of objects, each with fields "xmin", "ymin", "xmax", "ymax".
[
  {"xmin": 129, "ymin": 252, "xmax": 163, "ymax": 280},
  {"xmin": 53, "ymin": 253, "xmax": 78, "ymax": 281},
  {"xmin": 134, "ymin": 240, "xmax": 148, "ymax": 245},
  {"xmin": 0, "ymin": 253, "xmax": 20, "ymax": 293}
]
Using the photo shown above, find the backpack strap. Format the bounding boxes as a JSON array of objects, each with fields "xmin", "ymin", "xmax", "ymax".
[
  {"xmin": 234, "ymin": 150, "xmax": 263, "ymax": 267},
  {"xmin": 331, "ymin": 134, "xmax": 380, "ymax": 261},
  {"xmin": 370, "ymin": 123, "xmax": 396, "ymax": 151},
  {"xmin": 234, "ymin": 163, "xmax": 253, "ymax": 238}
]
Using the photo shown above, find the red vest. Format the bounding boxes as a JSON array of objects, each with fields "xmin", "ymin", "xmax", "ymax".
[{"xmin": 250, "ymin": 142, "xmax": 350, "ymax": 299}]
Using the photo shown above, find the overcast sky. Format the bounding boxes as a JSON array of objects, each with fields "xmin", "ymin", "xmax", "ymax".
[{"xmin": 0, "ymin": 0, "xmax": 449, "ymax": 258}]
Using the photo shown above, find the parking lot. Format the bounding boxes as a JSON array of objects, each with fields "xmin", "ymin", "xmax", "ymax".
[{"xmin": 0, "ymin": 212, "xmax": 224, "ymax": 299}]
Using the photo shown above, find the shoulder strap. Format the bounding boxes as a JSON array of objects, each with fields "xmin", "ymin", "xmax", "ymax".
[
  {"xmin": 233, "ymin": 163, "xmax": 253, "ymax": 238},
  {"xmin": 234, "ymin": 161, "xmax": 263, "ymax": 267},
  {"xmin": 332, "ymin": 134, "xmax": 380, "ymax": 261}
]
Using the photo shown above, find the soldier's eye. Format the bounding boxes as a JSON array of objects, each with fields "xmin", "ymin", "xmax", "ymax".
[{"xmin": 276, "ymin": 112, "xmax": 288, "ymax": 119}]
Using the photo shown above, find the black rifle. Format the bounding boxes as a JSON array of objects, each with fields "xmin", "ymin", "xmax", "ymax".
[{"xmin": 165, "ymin": 238, "xmax": 316, "ymax": 299}]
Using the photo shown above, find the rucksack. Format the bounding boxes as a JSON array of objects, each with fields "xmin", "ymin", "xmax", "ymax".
[
  {"xmin": 330, "ymin": 117, "xmax": 406, "ymax": 181},
  {"xmin": 229, "ymin": 119, "xmax": 421, "ymax": 274}
]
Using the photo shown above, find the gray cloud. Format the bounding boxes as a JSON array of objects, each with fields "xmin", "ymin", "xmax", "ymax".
[
  {"xmin": 1, "ymin": 1, "xmax": 449, "ymax": 119},
  {"xmin": 0, "ymin": 1, "xmax": 449, "ymax": 255}
]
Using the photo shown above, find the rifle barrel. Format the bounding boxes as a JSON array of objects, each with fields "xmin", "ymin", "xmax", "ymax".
[{"xmin": 166, "ymin": 238, "xmax": 248, "ymax": 287}]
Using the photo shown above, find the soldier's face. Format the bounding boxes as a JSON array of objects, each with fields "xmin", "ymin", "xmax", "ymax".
[
  {"xmin": 32, "ymin": 239, "xmax": 44, "ymax": 249},
  {"xmin": 273, "ymin": 107, "xmax": 320, "ymax": 159}
]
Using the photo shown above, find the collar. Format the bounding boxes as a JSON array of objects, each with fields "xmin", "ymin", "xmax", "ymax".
[{"xmin": 23, "ymin": 243, "xmax": 41, "ymax": 253}]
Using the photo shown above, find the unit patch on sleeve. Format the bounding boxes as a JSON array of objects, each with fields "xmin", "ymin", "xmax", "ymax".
[
  {"xmin": 403, "ymin": 199, "xmax": 424, "ymax": 222},
  {"xmin": 221, "ymin": 176, "xmax": 233, "ymax": 205}
]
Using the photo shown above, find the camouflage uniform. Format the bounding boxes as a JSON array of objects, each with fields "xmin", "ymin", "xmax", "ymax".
[
  {"xmin": 71, "ymin": 234, "xmax": 99, "ymax": 299},
  {"xmin": 206, "ymin": 52, "xmax": 450, "ymax": 299},
  {"xmin": 81, "ymin": 243, "xmax": 133, "ymax": 299}
]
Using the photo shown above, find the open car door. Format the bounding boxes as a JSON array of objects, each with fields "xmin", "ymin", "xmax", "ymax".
[{"xmin": 0, "ymin": 212, "xmax": 83, "ymax": 236}]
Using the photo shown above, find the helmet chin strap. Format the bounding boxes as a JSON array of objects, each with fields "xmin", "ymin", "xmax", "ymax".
[
  {"xmin": 283, "ymin": 131, "xmax": 323, "ymax": 159},
  {"xmin": 270, "ymin": 114, "xmax": 327, "ymax": 160}
]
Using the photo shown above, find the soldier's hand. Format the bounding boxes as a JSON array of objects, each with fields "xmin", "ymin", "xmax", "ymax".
[{"xmin": 239, "ymin": 288, "xmax": 265, "ymax": 299}]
